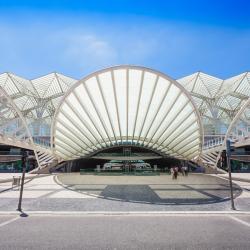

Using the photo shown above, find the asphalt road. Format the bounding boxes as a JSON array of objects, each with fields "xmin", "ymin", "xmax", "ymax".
[{"xmin": 0, "ymin": 214, "xmax": 249, "ymax": 250}]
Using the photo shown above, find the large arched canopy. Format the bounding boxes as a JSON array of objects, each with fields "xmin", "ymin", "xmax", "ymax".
[{"xmin": 52, "ymin": 66, "xmax": 203, "ymax": 161}]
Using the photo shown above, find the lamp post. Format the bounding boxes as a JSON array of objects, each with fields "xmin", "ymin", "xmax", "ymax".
[
  {"xmin": 17, "ymin": 150, "xmax": 27, "ymax": 212},
  {"xmin": 226, "ymin": 139, "xmax": 236, "ymax": 210}
]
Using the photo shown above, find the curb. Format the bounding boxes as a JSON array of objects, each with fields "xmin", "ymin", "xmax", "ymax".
[{"xmin": 0, "ymin": 211, "xmax": 250, "ymax": 216}]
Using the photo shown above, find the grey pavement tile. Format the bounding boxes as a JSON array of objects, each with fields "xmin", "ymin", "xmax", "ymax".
[{"xmin": 0, "ymin": 173, "xmax": 249, "ymax": 212}]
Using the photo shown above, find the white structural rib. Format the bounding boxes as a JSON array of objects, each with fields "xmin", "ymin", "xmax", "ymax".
[{"xmin": 52, "ymin": 66, "xmax": 203, "ymax": 161}]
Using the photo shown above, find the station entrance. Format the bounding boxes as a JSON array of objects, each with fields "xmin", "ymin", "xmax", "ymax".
[{"xmin": 58, "ymin": 146, "xmax": 184, "ymax": 174}]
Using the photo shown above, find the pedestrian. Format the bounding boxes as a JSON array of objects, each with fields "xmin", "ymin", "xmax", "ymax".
[
  {"xmin": 170, "ymin": 167, "xmax": 175, "ymax": 179},
  {"xmin": 184, "ymin": 166, "xmax": 188, "ymax": 176},
  {"xmin": 173, "ymin": 166, "xmax": 178, "ymax": 179},
  {"xmin": 181, "ymin": 166, "xmax": 185, "ymax": 176}
]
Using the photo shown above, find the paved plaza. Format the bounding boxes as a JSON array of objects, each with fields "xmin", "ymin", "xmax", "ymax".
[
  {"xmin": 57, "ymin": 173, "xmax": 242, "ymax": 205},
  {"xmin": 0, "ymin": 173, "xmax": 249, "ymax": 212}
]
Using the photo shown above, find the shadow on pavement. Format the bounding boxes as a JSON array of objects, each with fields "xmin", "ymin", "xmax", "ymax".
[{"xmin": 57, "ymin": 174, "xmax": 242, "ymax": 205}]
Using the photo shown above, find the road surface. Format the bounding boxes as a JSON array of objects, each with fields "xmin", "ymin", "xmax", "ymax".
[{"xmin": 0, "ymin": 214, "xmax": 249, "ymax": 250}]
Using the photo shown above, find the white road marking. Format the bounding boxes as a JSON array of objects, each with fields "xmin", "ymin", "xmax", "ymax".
[
  {"xmin": 229, "ymin": 215, "xmax": 250, "ymax": 227},
  {"xmin": 0, "ymin": 211, "xmax": 250, "ymax": 216},
  {"xmin": 0, "ymin": 216, "xmax": 19, "ymax": 228}
]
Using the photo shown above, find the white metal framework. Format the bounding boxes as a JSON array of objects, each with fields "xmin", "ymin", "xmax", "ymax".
[
  {"xmin": 178, "ymin": 71, "xmax": 250, "ymax": 169},
  {"xmin": 224, "ymin": 97, "xmax": 250, "ymax": 146},
  {"xmin": 0, "ymin": 72, "xmax": 76, "ymax": 172},
  {"xmin": 200, "ymin": 98, "xmax": 250, "ymax": 170},
  {"xmin": 1, "ymin": 66, "xmax": 250, "ymax": 172},
  {"xmin": 52, "ymin": 66, "xmax": 203, "ymax": 161},
  {"xmin": 178, "ymin": 71, "xmax": 250, "ymax": 135}
]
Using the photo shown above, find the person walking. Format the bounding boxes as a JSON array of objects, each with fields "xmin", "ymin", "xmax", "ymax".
[
  {"xmin": 181, "ymin": 166, "xmax": 185, "ymax": 176},
  {"xmin": 170, "ymin": 167, "xmax": 175, "ymax": 179},
  {"xmin": 184, "ymin": 166, "xmax": 188, "ymax": 176},
  {"xmin": 173, "ymin": 166, "xmax": 178, "ymax": 179}
]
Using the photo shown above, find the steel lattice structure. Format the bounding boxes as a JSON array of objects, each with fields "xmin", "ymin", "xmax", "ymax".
[{"xmin": 0, "ymin": 66, "xmax": 250, "ymax": 172}]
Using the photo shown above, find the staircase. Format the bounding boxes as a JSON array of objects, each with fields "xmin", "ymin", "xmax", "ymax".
[{"xmin": 201, "ymin": 137, "xmax": 224, "ymax": 168}]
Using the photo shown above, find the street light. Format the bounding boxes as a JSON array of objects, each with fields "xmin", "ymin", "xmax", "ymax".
[
  {"xmin": 226, "ymin": 139, "xmax": 236, "ymax": 210},
  {"xmin": 17, "ymin": 150, "xmax": 28, "ymax": 212}
]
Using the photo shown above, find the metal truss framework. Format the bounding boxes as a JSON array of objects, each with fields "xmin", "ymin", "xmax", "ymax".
[
  {"xmin": 178, "ymin": 71, "xmax": 250, "ymax": 168},
  {"xmin": 52, "ymin": 66, "xmax": 203, "ymax": 161},
  {"xmin": 0, "ymin": 85, "xmax": 52, "ymax": 171},
  {"xmin": 201, "ymin": 98, "xmax": 250, "ymax": 169},
  {"xmin": 0, "ymin": 66, "xmax": 250, "ymax": 172},
  {"xmin": 225, "ymin": 97, "xmax": 250, "ymax": 141},
  {"xmin": 0, "ymin": 72, "xmax": 76, "ymax": 172},
  {"xmin": 0, "ymin": 86, "xmax": 33, "ymax": 147},
  {"xmin": 178, "ymin": 71, "xmax": 250, "ymax": 136}
]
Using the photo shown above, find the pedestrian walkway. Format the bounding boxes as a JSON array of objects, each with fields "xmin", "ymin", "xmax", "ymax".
[
  {"xmin": 0, "ymin": 175, "xmax": 94, "ymax": 199},
  {"xmin": 218, "ymin": 173, "xmax": 250, "ymax": 183},
  {"xmin": 57, "ymin": 173, "xmax": 243, "ymax": 205},
  {"xmin": 0, "ymin": 173, "xmax": 249, "ymax": 212},
  {"xmin": 0, "ymin": 173, "xmax": 35, "ymax": 182}
]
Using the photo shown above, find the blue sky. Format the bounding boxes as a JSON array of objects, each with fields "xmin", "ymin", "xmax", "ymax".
[{"xmin": 0, "ymin": 0, "xmax": 249, "ymax": 79}]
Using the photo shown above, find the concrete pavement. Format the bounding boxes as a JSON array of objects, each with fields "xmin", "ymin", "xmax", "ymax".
[
  {"xmin": 0, "ymin": 173, "xmax": 48, "ymax": 184},
  {"xmin": 0, "ymin": 174, "xmax": 91, "ymax": 198},
  {"xmin": 57, "ymin": 173, "xmax": 243, "ymax": 205},
  {"xmin": 0, "ymin": 173, "xmax": 249, "ymax": 212},
  {"xmin": 218, "ymin": 173, "xmax": 250, "ymax": 183}
]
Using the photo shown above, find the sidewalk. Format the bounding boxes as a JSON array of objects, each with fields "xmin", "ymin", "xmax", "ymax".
[
  {"xmin": 0, "ymin": 174, "xmax": 249, "ymax": 212},
  {"xmin": 218, "ymin": 173, "xmax": 250, "ymax": 183},
  {"xmin": 0, "ymin": 173, "xmax": 48, "ymax": 184},
  {"xmin": 0, "ymin": 173, "xmax": 49, "ymax": 194}
]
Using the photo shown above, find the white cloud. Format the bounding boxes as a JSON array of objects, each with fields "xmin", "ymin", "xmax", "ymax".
[
  {"xmin": 0, "ymin": 15, "xmax": 249, "ymax": 79},
  {"xmin": 64, "ymin": 34, "xmax": 118, "ymax": 69}
]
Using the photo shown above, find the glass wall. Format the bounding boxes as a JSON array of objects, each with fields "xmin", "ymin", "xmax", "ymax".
[{"xmin": 231, "ymin": 160, "xmax": 250, "ymax": 173}]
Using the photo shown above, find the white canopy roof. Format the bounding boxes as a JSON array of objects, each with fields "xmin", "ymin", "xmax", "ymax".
[{"xmin": 53, "ymin": 66, "xmax": 203, "ymax": 160}]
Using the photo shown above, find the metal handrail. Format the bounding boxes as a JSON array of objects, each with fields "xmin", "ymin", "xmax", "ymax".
[
  {"xmin": 203, "ymin": 136, "xmax": 224, "ymax": 149},
  {"xmin": 32, "ymin": 137, "xmax": 51, "ymax": 148}
]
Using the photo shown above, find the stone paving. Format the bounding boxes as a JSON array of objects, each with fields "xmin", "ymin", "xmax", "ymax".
[
  {"xmin": 0, "ymin": 173, "xmax": 43, "ymax": 182},
  {"xmin": 0, "ymin": 173, "xmax": 249, "ymax": 212},
  {"xmin": 57, "ymin": 173, "xmax": 242, "ymax": 204},
  {"xmin": 218, "ymin": 173, "xmax": 250, "ymax": 183}
]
